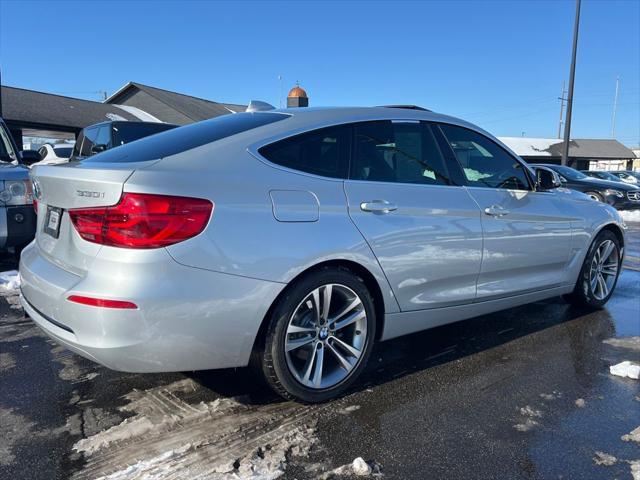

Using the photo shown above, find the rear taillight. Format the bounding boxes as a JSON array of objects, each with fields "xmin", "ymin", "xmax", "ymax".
[{"xmin": 68, "ymin": 193, "xmax": 213, "ymax": 249}]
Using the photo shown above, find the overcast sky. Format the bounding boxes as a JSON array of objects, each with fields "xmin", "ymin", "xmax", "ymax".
[{"xmin": 1, "ymin": 0, "xmax": 638, "ymax": 146}]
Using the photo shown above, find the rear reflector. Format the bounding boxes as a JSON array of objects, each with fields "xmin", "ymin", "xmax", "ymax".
[
  {"xmin": 67, "ymin": 295, "xmax": 138, "ymax": 309},
  {"xmin": 68, "ymin": 192, "xmax": 213, "ymax": 249}
]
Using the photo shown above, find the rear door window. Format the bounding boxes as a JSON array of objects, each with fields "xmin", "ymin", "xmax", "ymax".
[
  {"xmin": 258, "ymin": 125, "xmax": 351, "ymax": 178},
  {"xmin": 94, "ymin": 125, "xmax": 111, "ymax": 149}
]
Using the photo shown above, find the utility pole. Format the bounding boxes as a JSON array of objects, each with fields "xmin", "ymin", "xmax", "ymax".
[
  {"xmin": 611, "ymin": 76, "xmax": 620, "ymax": 138},
  {"xmin": 561, "ymin": 0, "xmax": 581, "ymax": 166},
  {"xmin": 557, "ymin": 81, "xmax": 567, "ymax": 139}
]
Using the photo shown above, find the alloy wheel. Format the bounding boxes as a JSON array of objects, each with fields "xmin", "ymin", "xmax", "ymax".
[
  {"xmin": 285, "ymin": 284, "xmax": 368, "ymax": 389},
  {"xmin": 589, "ymin": 239, "xmax": 619, "ymax": 300}
]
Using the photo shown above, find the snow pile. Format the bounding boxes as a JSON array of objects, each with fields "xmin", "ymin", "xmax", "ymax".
[
  {"xmin": 622, "ymin": 426, "xmax": 640, "ymax": 443},
  {"xmin": 619, "ymin": 210, "xmax": 640, "ymax": 223},
  {"xmin": 0, "ymin": 270, "xmax": 20, "ymax": 291},
  {"xmin": 610, "ymin": 361, "xmax": 640, "ymax": 380},
  {"xmin": 593, "ymin": 451, "xmax": 617, "ymax": 466},
  {"xmin": 322, "ymin": 457, "xmax": 382, "ymax": 478}
]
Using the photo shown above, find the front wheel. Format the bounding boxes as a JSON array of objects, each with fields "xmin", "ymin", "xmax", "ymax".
[
  {"xmin": 565, "ymin": 230, "xmax": 621, "ymax": 308},
  {"xmin": 257, "ymin": 267, "xmax": 376, "ymax": 403}
]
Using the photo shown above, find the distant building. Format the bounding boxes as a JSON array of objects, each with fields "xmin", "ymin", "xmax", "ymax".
[
  {"xmin": 499, "ymin": 137, "xmax": 636, "ymax": 171},
  {"xmin": 0, "ymin": 82, "xmax": 245, "ymax": 149},
  {"xmin": 104, "ymin": 82, "xmax": 245, "ymax": 125},
  {"xmin": 286, "ymin": 84, "xmax": 309, "ymax": 108}
]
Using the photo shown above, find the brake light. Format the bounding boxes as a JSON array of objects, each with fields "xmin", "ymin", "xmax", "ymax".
[
  {"xmin": 68, "ymin": 193, "xmax": 213, "ymax": 249},
  {"xmin": 34, "ymin": 198, "xmax": 38, "ymax": 214},
  {"xmin": 67, "ymin": 295, "xmax": 138, "ymax": 309}
]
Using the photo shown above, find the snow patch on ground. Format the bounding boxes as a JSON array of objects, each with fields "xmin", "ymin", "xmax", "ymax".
[
  {"xmin": 321, "ymin": 457, "xmax": 383, "ymax": 478},
  {"xmin": 622, "ymin": 426, "xmax": 640, "ymax": 443},
  {"xmin": 610, "ymin": 361, "xmax": 640, "ymax": 380},
  {"xmin": 604, "ymin": 336, "xmax": 640, "ymax": 351},
  {"xmin": 593, "ymin": 451, "xmax": 617, "ymax": 466},
  {"xmin": 514, "ymin": 405, "xmax": 543, "ymax": 431},
  {"xmin": 337, "ymin": 405, "xmax": 361, "ymax": 415},
  {"xmin": 0, "ymin": 352, "xmax": 16, "ymax": 372},
  {"xmin": 619, "ymin": 210, "xmax": 640, "ymax": 223},
  {"xmin": 0, "ymin": 270, "xmax": 20, "ymax": 291},
  {"xmin": 539, "ymin": 391, "xmax": 562, "ymax": 401},
  {"xmin": 71, "ymin": 379, "xmax": 320, "ymax": 480},
  {"xmin": 0, "ymin": 407, "xmax": 35, "ymax": 466}
]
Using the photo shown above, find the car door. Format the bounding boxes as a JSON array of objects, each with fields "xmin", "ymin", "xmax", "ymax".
[
  {"xmin": 344, "ymin": 120, "xmax": 483, "ymax": 311},
  {"xmin": 437, "ymin": 124, "xmax": 573, "ymax": 299}
]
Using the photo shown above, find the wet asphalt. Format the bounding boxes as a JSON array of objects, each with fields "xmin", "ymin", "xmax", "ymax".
[{"xmin": 1, "ymin": 225, "xmax": 638, "ymax": 480}]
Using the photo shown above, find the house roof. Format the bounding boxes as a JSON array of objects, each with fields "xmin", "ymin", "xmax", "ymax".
[
  {"xmin": 0, "ymin": 85, "xmax": 142, "ymax": 131},
  {"xmin": 499, "ymin": 137, "xmax": 636, "ymax": 159},
  {"xmin": 105, "ymin": 82, "xmax": 246, "ymax": 122}
]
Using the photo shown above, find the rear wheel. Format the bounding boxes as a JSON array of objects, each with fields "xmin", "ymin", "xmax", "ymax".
[
  {"xmin": 565, "ymin": 230, "xmax": 621, "ymax": 308},
  {"xmin": 257, "ymin": 267, "xmax": 376, "ymax": 403}
]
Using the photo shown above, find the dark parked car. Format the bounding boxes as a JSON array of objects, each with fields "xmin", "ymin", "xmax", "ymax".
[
  {"xmin": 608, "ymin": 170, "xmax": 639, "ymax": 185},
  {"xmin": 71, "ymin": 121, "xmax": 177, "ymax": 161},
  {"xmin": 581, "ymin": 170, "xmax": 625, "ymax": 183},
  {"xmin": 532, "ymin": 164, "xmax": 640, "ymax": 210},
  {"xmin": 0, "ymin": 117, "xmax": 36, "ymax": 251}
]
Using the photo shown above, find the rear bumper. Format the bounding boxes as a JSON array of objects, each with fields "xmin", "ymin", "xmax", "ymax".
[{"xmin": 19, "ymin": 241, "xmax": 285, "ymax": 372}]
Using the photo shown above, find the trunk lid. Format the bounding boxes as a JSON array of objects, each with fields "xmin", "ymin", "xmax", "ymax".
[{"xmin": 31, "ymin": 160, "xmax": 158, "ymax": 275}]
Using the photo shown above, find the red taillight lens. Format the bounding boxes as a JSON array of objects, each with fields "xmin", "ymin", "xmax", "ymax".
[
  {"xmin": 67, "ymin": 295, "xmax": 138, "ymax": 309},
  {"xmin": 34, "ymin": 198, "xmax": 38, "ymax": 214},
  {"xmin": 68, "ymin": 193, "xmax": 213, "ymax": 249}
]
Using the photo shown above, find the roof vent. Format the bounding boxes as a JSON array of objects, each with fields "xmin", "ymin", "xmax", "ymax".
[
  {"xmin": 379, "ymin": 105, "xmax": 431, "ymax": 111},
  {"xmin": 246, "ymin": 100, "xmax": 276, "ymax": 112}
]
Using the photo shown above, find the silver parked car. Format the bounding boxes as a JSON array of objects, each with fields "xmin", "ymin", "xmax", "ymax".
[{"xmin": 20, "ymin": 106, "xmax": 626, "ymax": 402}]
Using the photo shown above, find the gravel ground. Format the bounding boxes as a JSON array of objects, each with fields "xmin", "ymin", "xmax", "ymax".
[{"xmin": 1, "ymin": 223, "xmax": 638, "ymax": 480}]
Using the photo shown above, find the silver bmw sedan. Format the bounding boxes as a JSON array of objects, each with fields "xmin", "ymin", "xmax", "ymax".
[{"xmin": 20, "ymin": 106, "xmax": 626, "ymax": 402}]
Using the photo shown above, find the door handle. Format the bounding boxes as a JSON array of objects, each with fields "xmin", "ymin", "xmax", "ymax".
[
  {"xmin": 484, "ymin": 205, "xmax": 510, "ymax": 217},
  {"xmin": 360, "ymin": 200, "xmax": 398, "ymax": 213}
]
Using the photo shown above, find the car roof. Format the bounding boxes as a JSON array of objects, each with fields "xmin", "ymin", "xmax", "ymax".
[{"xmin": 249, "ymin": 106, "xmax": 512, "ymax": 153}]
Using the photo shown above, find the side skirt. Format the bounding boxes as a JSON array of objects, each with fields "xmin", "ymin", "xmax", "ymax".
[{"xmin": 381, "ymin": 285, "xmax": 573, "ymax": 341}]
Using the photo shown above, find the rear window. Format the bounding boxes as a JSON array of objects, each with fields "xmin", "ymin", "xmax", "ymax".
[
  {"xmin": 84, "ymin": 113, "xmax": 289, "ymax": 163},
  {"xmin": 112, "ymin": 123, "xmax": 177, "ymax": 146}
]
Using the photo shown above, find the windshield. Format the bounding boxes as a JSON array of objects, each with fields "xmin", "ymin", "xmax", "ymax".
[
  {"xmin": 0, "ymin": 123, "xmax": 18, "ymax": 164},
  {"xmin": 552, "ymin": 165, "xmax": 588, "ymax": 180}
]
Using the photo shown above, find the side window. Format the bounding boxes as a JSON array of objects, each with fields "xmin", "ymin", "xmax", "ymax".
[
  {"xmin": 94, "ymin": 125, "xmax": 111, "ymax": 149},
  {"xmin": 80, "ymin": 127, "xmax": 99, "ymax": 157},
  {"xmin": 351, "ymin": 121, "xmax": 450, "ymax": 185},
  {"xmin": 439, "ymin": 124, "xmax": 531, "ymax": 190},
  {"xmin": 258, "ymin": 125, "xmax": 350, "ymax": 179}
]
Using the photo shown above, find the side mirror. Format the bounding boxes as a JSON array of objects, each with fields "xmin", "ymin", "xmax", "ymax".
[
  {"xmin": 536, "ymin": 168, "xmax": 561, "ymax": 191},
  {"xmin": 91, "ymin": 144, "xmax": 107, "ymax": 154},
  {"xmin": 19, "ymin": 150, "xmax": 41, "ymax": 166}
]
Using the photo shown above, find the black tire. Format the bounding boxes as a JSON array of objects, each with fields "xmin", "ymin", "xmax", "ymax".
[
  {"xmin": 564, "ymin": 230, "xmax": 621, "ymax": 309},
  {"xmin": 255, "ymin": 266, "xmax": 376, "ymax": 403},
  {"xmin": 585, "ymin": 191, "xmax": 604, "ymax": 203}
]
